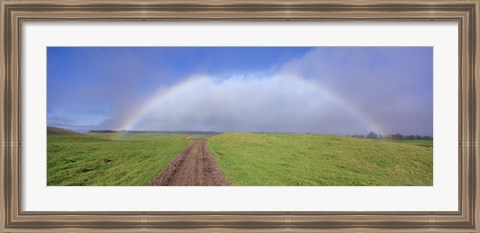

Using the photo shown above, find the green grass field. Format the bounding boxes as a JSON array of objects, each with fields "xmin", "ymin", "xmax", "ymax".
[
  {"xmin": 47, "ymin": 132, "xmax": 194, "ymax": 186},
  {"xmin": 48, "ymin": 127, "xmax": 433, "ymax": 186},
  {"xmin": 208, "ymin": 133, "xmax": 433, "ymax": 186}
]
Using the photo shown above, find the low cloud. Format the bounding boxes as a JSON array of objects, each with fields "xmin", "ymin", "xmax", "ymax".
[{"xmin": 130, "ymin": 75, "xmax": 373, "ymax": 135}]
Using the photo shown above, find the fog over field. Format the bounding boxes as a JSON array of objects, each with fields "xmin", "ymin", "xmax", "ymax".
[
  {"xmin": 128, "ymin": 74, "xmax": 371, "ymax": 135},
  {"xmin": 47, "ymin": 47, "xmax": 433, "ymax": 136}
]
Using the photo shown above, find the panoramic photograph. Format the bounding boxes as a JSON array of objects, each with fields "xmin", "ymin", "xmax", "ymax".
[{"xmin": 47, "ymin": 47, "xmax": 433, "ymax": 186}]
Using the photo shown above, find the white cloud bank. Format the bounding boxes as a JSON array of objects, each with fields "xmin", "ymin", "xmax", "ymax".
[{"xmin": 130, "ymin": 74, "xmax": 373, "ymax": 135}]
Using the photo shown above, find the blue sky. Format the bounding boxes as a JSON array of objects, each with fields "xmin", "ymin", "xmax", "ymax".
[{"xmin": 47, "ymin": 47, "xmax": 433, "ymax": 136}]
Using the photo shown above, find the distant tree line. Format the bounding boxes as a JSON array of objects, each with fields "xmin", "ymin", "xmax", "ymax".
[
  {"xmin": 88, "ymin": 130, "xmax": 220, "ymax": 135},
  {"xmin": 350, "ymin": 131, "xmax": 433, "ymax": 140},
  {"xmin": 88, "ymin": 130, "xmax": 120, "ymax": 133}
]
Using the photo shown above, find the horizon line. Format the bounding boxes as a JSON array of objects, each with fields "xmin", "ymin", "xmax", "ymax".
[{"xmin": 47, "ymin": 125, "xmax": 433, "ymax": 137}]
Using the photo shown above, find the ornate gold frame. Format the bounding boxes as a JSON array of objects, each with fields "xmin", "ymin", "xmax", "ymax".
[{"xmin": 1, "ymin": 0, "xmax": 479, "ymax": 232}]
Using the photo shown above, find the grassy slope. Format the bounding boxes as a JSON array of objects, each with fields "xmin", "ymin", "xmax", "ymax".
[
  {"xmin": 208, "ymin": 133, "xmax": 433, "ymax": 186},
  {"xmin": 47, "ymin": 126, "xmax": 85, "ymax": 136},
  {"xmin": 48, "ymin": 133, "xmax": 193, "ymax": 186}
]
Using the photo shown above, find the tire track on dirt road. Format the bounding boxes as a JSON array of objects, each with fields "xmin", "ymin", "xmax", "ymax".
[{"xmin": 150, "ymin": 140, "xmax": 230, "ymax": 186}]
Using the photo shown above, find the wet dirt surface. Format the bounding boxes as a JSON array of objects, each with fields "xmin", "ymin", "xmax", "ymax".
[{"xmin": 150, "ymin": 140, "xmax": 230, "ymax": 186}]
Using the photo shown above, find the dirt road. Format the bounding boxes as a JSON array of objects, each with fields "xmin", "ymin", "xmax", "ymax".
[{"xmin": 150, "ymin": 140, "xmax": 230, "ymax": 186}]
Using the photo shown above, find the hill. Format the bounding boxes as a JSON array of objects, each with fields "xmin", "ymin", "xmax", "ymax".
[{"xmin": 47, "ymin": 126, "xmax": 84, "ymax": 136}]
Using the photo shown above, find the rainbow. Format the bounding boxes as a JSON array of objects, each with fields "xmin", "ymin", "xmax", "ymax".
[
  {"xmin": 116, "ymin": 74, "xmax": 385, "ymax": 137},
  {"xmin": 117, "ymin": 75, "xmax": 208, "ymax": 132},
  {"xmin": 286, "ymin": 75, "xmax": 386, "ymax": 136}
]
